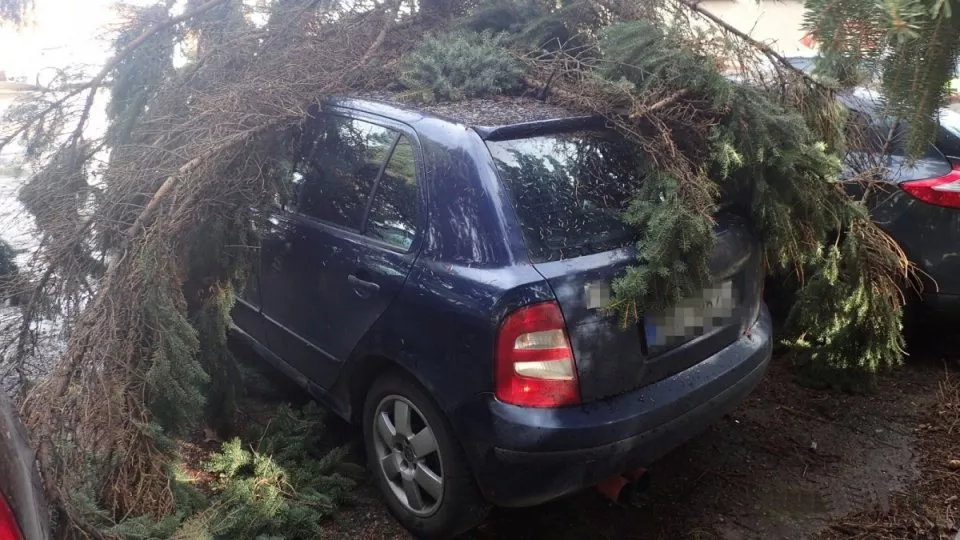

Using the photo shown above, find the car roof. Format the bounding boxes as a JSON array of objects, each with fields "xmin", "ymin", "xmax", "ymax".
[
  {"xmin": 328, "ymin": 92, "xmax": 598, "ymax": 135},
  {"xmin": 839, "ymin": 87, "xmax": 958, "ymax": 121},
  {"xmin": 837, "ymin": 87, "xmax": 884, "ymax": 114}
]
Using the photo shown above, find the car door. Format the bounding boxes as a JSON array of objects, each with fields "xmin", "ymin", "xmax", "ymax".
[
  {"xmin": 259, "ymin": 110, "xmax": 424, "ymax": 389},
  {"xmin": 0, "ymin": 390, "xmax": 49, "ymax": 540}
]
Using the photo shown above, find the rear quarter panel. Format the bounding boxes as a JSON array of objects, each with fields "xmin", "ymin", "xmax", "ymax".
[
  {"xmin": 869, "ymin": 185, "xmax": 960, "ymax": 296},
  {"xmin": 348, "ymin": 261, "xmax": 554, "ymax": 415},
  {"xmin": 845, "ymin": 150, "xmax": 960, "ymax": 297}
]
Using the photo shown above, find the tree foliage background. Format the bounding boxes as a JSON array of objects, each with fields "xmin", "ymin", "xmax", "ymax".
[
  {"xmin": 0, "ymin": 0, "xmax": 945, "ymax": 536},
  {"xmin": 804, "ymin": 0, "xmax": 960, "ymax": 153},
  {"xmin": 0, "ymin": 0, "xmax": 29, "ymax": 25}
]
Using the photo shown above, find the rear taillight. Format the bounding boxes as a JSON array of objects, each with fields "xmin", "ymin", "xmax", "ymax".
[
  {"xmin": 901, "ymin": 164, "xmax": 960, "ymax": 209},
  {"xmin": 0, "ymin": 492, "xmax": 23, "ymax": 540},
  {"xmin": 495, "ymin": 301, "xmax": 580, "ymax": 408}
]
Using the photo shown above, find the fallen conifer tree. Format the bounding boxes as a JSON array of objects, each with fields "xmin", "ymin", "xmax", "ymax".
[{"xmin": 0, "ymin": 0, "xmax": 919, "ymax": 536}]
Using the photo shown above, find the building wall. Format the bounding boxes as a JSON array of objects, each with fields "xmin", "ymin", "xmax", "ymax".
[{"xmin": 699, "ymin": 0, "xmax": 814, "ymax": 57}]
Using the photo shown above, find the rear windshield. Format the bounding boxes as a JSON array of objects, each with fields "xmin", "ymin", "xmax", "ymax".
[{"xmin": 487, "ymin": 131, "xmax": 643, "ymax": 262}]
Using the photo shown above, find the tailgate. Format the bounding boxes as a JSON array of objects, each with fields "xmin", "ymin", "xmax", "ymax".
[
  {"xmin": 534, "ymin": 212, "xmax": 763, "ymax": 402},
  {"xmin": 485, "ymin": 127, "xmax": 763, "ymax": 402}
]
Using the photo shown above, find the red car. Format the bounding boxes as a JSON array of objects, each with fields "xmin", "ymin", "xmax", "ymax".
[{"xmin": 0, "ymin": 391, "xmax": 48, "ymax": 540}]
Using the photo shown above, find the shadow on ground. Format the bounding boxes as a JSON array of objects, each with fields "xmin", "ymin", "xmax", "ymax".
[{"xmin": 303, "ymin": 324, "xmax": 960, "ymax": 540}]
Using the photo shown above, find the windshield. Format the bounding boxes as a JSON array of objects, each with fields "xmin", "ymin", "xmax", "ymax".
[{"xmin": 487, "ymin": 131, "xmax": 643, "ymax": 262}]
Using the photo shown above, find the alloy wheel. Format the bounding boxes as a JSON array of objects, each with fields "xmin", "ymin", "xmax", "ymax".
[{"xmin": 372, "ymin": 395, "xmax": 444, "ymax": 516}]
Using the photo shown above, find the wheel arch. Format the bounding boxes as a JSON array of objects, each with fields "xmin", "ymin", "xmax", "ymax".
[{"xmin": 342, "ymin": 353, "xmax": 439, "ymax": 426}]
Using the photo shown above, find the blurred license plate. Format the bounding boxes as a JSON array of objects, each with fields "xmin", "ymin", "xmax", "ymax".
[{"xmin": 645, "ymin": 280, "xmax": 735, "ymax": 347}]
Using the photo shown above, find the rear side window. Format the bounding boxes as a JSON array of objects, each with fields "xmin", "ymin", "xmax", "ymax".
[
  {"xmin": 487, "ymin": 132, "xmax": 643, "ymax": 262},
  {"xmin": 938, "ymin": 109, "xmax": 960, "ymax": 158},
  {"xmin": 842, "ymin": 104, "xmax": 946, "ymax": 161},
  {"xmin": 365, "ymin": 136, "xmax": 420, "ymax": 250},
  {"xmin": 280, "ymin": 115, "xmax": 396, "ymax": 229},
  {"xmin": 887, "ymin": 122, "xmax": 946, "ymax": 159},
  {"xmin": 845, "ymin": 109, "xmax": 888, "ymax": 153}
]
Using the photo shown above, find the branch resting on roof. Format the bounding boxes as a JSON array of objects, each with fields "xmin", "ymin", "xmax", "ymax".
[{"xmin": 675, "ymin": 0, "xmax": 828, "ymax": 90}]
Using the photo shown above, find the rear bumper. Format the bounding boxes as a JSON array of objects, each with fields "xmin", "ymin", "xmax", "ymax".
[{"xmin": 452, "ymin": 305, "xmax": 773, "ymax": 508}]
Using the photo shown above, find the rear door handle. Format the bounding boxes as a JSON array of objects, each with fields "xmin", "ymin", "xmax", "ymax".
[{"xmin": 347, "ymin": 274, "xmax": 380, "ymax": 298}]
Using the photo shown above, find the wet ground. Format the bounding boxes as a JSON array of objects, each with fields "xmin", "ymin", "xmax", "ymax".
[{"xmin": 317, "ymin": 350, "xmax": 955, "ymax": 540}]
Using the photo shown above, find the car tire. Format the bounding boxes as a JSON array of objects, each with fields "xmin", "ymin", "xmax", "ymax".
[{"xmin": 363, "ymin": 371, "xmax": 489, "ymax": 539}]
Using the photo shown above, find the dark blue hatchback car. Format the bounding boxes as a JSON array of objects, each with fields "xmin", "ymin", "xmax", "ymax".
[{"xmin": 231, "ymin": 96, "xmax": 772, "ymax": 538}]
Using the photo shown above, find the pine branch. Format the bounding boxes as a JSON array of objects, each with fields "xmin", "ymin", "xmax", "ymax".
[
  {"xmin": 629, "ymin": 89, "xmax": 691, "ymax": 119},
  {"xmin": 360, "ymin": 0, "xmax": 403, "ymax": 66},
  {"xmin": 70, "ymin": 0, "xmax": 234, "ymax": 146},
  {"xmin": 122, "ymin": 128, "xmax": 265, "ymax": 245},
  {"xmin": 0, "ymin": 0, "xmax": 233, "ymax": 152},
  {"xmin": 0, "ymin": 92, "xmax": 76, "ymax": 153},
  {"xmin": 675, "ymin": 0, "xmax": 828, "ymax": 90}
]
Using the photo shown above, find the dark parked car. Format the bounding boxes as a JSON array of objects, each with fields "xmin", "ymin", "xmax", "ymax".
[
  {"xmin": 782, "ymin": 58, "xmax": 960, "ymax": 314},
  {"xmin": 0, "ymin": 391, "xmax": 49, "ymax": 540},
  {"xmin": 231, "ymin": 96, "xmax": 773, "ymax": 538},
  {"xmin": 839, "ymin": 89, "xmax": 960, "ymax": 315}
]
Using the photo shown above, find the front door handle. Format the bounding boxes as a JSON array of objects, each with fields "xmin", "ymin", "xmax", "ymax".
[{"xmin": 347, "ymin": 274, "xmax": 380, "ymax": 298}]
